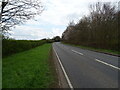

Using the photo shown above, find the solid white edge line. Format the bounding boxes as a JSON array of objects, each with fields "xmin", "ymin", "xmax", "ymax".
[
  {"xmin": 72, "ymin": 50, "xmax": 83, "ymax": 55},
  {"xmin": 95, "ymin": 59, "xmax": 120, "ymax": 70},
  {"xmin": 53, "ymin": 46, "xmax": 74, "ymax": 89}
]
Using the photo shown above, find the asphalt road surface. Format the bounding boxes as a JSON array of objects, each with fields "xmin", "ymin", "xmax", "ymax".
[{"xmin": 53, "ymin": 42, "xmax": 119, "ymax": 88}]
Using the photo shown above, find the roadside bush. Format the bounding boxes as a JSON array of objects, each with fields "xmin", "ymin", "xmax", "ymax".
[{"xmin": 2, "ymin": 39, "xmax": 46, "ymax": 57}]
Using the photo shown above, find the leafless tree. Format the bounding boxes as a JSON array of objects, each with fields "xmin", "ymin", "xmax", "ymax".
[
  {"xmin": 0, "ymin": 0, "xmax": 44, "ymax": 35},
  {"xmin": 62, "ymin": 2, "xmax": 119, "ymax": 51}
]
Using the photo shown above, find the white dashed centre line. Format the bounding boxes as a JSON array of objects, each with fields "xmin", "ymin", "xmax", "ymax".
[
  {"xmin": 72, "ymin": 49, "xmax": 119, "ymax": 70},
  {"xmin": 72, "ymin": 50, "xmax": 84, "ymax": 55},
  {"xmin": 95, "ymin": 59, "xmax": 120, "ymax": 70}
]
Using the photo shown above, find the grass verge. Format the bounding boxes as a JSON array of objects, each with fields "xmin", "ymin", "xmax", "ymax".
[
  {"xmin": 3, "ymin": 44, "xmax": 56, "ymax": 88},
  {"xmin": 48, "ymin": 47, "xmax": 59, "ymax": 88},
  {"xmin": 62, "ymin": 42, "xmax": 120, "ymax": 56}
]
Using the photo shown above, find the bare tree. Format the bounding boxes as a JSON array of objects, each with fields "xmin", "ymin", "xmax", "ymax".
[
  {"xmin": 0, "ymin": 0, "xmax": 44, "ymax": 35},
  {"xmin": 62, "ymin": 2, "xmax": 119, "ymax": 51}
]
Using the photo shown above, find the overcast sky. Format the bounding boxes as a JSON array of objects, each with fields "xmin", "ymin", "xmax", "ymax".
[{"xmin": 9, "ymin": 0, "xmax": 119, "ymax": 40}]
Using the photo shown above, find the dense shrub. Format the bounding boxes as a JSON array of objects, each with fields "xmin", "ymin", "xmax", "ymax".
[
  {"xmin": 52, "ymin": 36, "xmax": 61, "ymax": 42},
  {"xmin": 2, "ymin": 39, "xmax": 46, "ymax": 57}
]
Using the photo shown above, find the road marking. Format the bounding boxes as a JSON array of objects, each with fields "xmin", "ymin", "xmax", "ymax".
[
  {"xmin": 53, "ymin": 46, "xmax": 74, "ymax": 89},
  {"xmin": 95, "ymin": 59, "xmax": 120, "ymax": 70},
  {"xmin": 72, "ymin": 50, "xmax": 83, "ymax": 55}
]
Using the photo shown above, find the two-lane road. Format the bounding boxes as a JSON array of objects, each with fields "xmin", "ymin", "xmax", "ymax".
[{"xmin": 53, "ymin": 42, "xmax": 119, "ymax": 88}]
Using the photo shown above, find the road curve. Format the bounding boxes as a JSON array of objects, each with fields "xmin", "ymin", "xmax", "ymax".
[{"xmin": 53, "ymin": 42, "xmax": 119, "ymax": 88}]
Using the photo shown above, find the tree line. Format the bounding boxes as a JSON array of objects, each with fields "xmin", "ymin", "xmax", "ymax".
[
  {"xmin": 62, "ymin": 2, "xmax": 119, "ymax": 51},
  {"xmin": 3, "ymin": 35, "xmax": 61, "ymax": 57}
]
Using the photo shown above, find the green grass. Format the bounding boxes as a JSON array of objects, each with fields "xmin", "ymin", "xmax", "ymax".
[
  {"xmin": 3, "ymin": 44, "xmax": 55, "ymax": 88},
  {"xmin": 0, "ymin": 59, "xmax": 1, "ymax": 89},
  {"xmin": 62, "ymin": 42, "xmax": 120, "ymax": 55}
]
